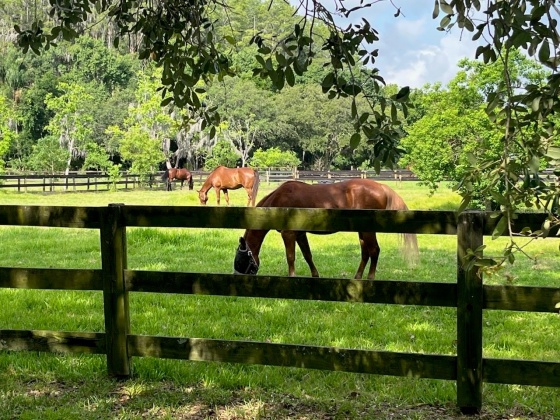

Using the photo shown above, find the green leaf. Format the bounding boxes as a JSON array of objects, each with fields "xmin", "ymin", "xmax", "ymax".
[
  {"xmin": 255, "ymin": 55, "xmax": 266, "ymax": 68},
  {"xmin": 395, "ymin": 86, "xmax": 410, "ymax": 102},
  {"xmin": 529, "ymin": 155, "xmax": 540, "ymax": 172},
  {"xmin": 492, "ymin": 215, "xmax": 508, "ymax": 239},
  {"xmin": 391, "ymin": 103, "xmax": 398, "ymax": 122},
  {"xmin": 374, "ymin": 158, "xmax": 381, "ymax": 174},
  {"xmin": 439, "ymin": 0, "xmax": 453, "ymax": 14},
  {"xmin": 160, "ymin": 97, "xmax": 173, "ymax": 106},
  {"xmin": 341, "ymin": 84, "xmax": 360, "ymax": 96},
  {"xmin": 284, "ymin": 65, "xmax": 295, "ymax": 87},
  {"xmin": 224, "ymin": 35, "xmax": 236, "ymax": 46},
  {"xmin": 545, "ymin": 146, "xmax": 560, "ymax": 160},
  {"xmin": 490, "ymin": 190, "xmax": 507, "ymax": 205},
  {"xmin": 432, "ymin": 0, "xmax": 440, "ymax": 19},
  {"xmin": 275, "ymin": 68, "xmax": 285, "ymax": 90},
  {"xmin": 321, "ymin": 72, "xmax": 335, "ymax": 89},
  {"xmin": 474, "ymin": 258, "xmax": 498, "ymax": 267},
  {"xmin": 458, "ymin": 195, "xmax": 471, "ymax": 213},
  {"xmin": 275, "ymin": 52, "xmax": 287, "ymax": 67},
  {"xmin": 350, "ymin": 133, "xmax": 361, "ymax": 149},
  {"xmin": 538, "ymin": 41, "xmax": 550, "ymax": 63}
]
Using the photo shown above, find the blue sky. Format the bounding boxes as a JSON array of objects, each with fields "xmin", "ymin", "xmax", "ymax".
[{"xmin": 336, "ymin": 0, "xmax": 482, "ymax": 88}]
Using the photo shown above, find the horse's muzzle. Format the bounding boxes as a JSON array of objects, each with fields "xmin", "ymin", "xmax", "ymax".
[{"xmin": 234, "ymin": 237, "xmax": 259, "ymax": 275}]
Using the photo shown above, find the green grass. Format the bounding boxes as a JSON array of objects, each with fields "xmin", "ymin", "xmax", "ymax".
[{"xmin": 1, "ymin": 182, "xmax": 559, "ymax": 419}]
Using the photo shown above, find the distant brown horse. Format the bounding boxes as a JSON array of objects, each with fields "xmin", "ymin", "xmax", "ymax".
[
  {"xmin": 162, "ymin": 168, "xmax": 193, "ymax": 191},
  {"xmin": 234, "ymin": 179, "xmax": 418, "ymax": 280},
  {"xmin": 198, "ymin": 166, "xmax": 260, "ymax": 206}
]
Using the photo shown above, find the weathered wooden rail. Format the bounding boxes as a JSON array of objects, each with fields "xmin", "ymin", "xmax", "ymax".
[{"xmin": 0, "ymin": 205, "xmax": 559, "ymax": 414}]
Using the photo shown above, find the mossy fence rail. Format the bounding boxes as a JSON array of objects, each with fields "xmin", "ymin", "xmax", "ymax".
[{"xmin": 1, "ymin": 205, "xmax": 559, "ymax": 413}]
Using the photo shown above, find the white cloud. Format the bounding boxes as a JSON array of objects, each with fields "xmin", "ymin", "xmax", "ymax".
[{"xmin": 375, "ymin": 25, "xmax": 479, "ymax": 88}]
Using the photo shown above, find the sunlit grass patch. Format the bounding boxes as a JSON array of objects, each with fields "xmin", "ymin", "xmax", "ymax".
[{"xmin": 1, "ymin": 184, "xmax": 559, "ymax": 418}]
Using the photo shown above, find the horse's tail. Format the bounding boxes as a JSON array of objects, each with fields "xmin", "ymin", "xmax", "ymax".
[
  {"xmin": 162, "ymin": 169, "xmax": 169, "ymax": 181},
  {"xmin": 188, "ymin": 172, "xmax": 194, "ymax": 190},
  {"xmin": 384, "ymin": 185, "xmax": 419, "ymax": 265},
  {"xmin": 251, "ymin": 169, "xmax": 260, "ymax": 206}
]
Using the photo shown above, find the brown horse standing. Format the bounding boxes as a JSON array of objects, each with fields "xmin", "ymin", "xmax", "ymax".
[
  {"xmin": 198, "ymin": 166, "xmax": 260, "ymax": 206},
  {"xmin": 233, "ymin": 179, "xmax": 418, "ymax": 280},
  {"xmin": 162, "ymin": 168, "xmax": 194, "ymax": 191}
]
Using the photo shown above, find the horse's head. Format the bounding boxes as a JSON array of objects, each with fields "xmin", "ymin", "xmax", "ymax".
[
  {"xmin": 197, "ymin": 189, "xmax": 208, "ymax": 205},
  {"xmin": 234, "ymin": 237, "xmax": 259, "ymax": 275}
]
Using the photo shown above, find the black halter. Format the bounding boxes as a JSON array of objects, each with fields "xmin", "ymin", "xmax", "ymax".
[{"xmin": 234, "ymin": 237, "xmax": 259, "ymax": 275}]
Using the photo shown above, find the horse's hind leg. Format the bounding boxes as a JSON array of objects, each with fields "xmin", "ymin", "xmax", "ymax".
[
  {"xmin": 295, "ymin": 232, "xmax": 319, "ymax": 277},
  {"xmin": 356, "ymin": 232, "xmax": 380, "ymax": 280},
  {"xmin": 223, "ymin": 189, "xmax": 230, "ymax": 205}
]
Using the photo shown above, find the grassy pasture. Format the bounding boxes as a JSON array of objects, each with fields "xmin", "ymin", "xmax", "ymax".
[{"xmin": 1, "ymin": 181, "xmax": 559, "ymax": 419}]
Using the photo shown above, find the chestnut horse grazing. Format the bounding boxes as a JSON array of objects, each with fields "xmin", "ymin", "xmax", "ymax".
[
  {"xmin": 198, "ymin": 166, "xmax": 260, "ymax": 206},
  {"xmin": 162, "ymin": 168, "xmax": 193, "ymax": 191},
  {"xmin": 234, "ymin": 179, "xmax": 418, "ymax": 280}
]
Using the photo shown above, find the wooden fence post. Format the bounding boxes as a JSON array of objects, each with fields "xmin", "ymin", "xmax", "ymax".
[
  {"xmin": 457, "ymin": 211, "xmax": 484, "ymax": 413},
  {"xmin": 100, "ymin": 203, "xmax": 131, "ymax": 378}
]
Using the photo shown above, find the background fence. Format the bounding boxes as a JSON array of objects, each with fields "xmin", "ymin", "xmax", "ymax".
[
  {"xmin": 1, "ymin": 169, "xmax": 557, "ymax": 193},
  {"xmin": 0, "ymin": 205, "xmax": 559, "ymax": 414},
  {"xmin": 0, "ymin": 169, "xmax": 416, "ymax": 192}
]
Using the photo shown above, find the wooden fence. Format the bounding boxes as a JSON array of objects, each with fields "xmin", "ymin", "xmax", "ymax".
[
  {"xmin": 0, "ymin": 205, "xmax": 559, "ymax": 414},
  {"xmin": 1, "ymin": 169, "xmax": 556, "ymax": 192},
  {"xmin": 0, "ymin": 172, "xmax": 145, "ymax": 192},
  {"xmin": 0, "ymin": 169, "xmax": 416, "ymax": 192}
]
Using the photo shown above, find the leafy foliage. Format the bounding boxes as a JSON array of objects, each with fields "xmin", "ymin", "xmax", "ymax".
[
  {"xmin": 27, "ymin": 135, "xmax": 69, "ymax": 173},
  {"xmin": 12, "ymin": 0, "xmax": 409, "ymax": 168},
  {"xmin": 203, "ymin": 139, "xmax": 239, "ymax": 170},
  {"xmin": 0, "ymin": 95, "xmax": 16, "ymax": 172},
  {"xmin": 250, "ymin": 147, "xmax": 301, "ymax": 169}
]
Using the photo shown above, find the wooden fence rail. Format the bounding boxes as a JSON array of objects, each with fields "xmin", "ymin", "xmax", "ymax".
[{"xmin": 1, "ymin": 205, "xmax": 559, "ymax": 414}]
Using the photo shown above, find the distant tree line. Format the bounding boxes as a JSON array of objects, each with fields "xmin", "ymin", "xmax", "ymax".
[{"xmin": 0, "ymin": 0, "xmax": 558, "ymax": 212}]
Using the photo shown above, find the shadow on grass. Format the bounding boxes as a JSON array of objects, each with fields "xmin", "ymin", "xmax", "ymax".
[{"xmin": 1, "ymin": 358, "xmax": 556, "ymax": 419}]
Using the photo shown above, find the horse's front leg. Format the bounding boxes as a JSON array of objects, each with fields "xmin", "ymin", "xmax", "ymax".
[
  {"xmin": 295, "ymin": 232, "xmax": 319, "ymax": 277},
  {"xmin": 245, "ymin": 187, "xmax": 252, "ymax": 206},
  {"xmin": 214, "ymin": 187, "xmax": 221, "ymax": 205},
  {"xmin": 281, "ymin": 231, "xmax": 298, "ymax": 276}
]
